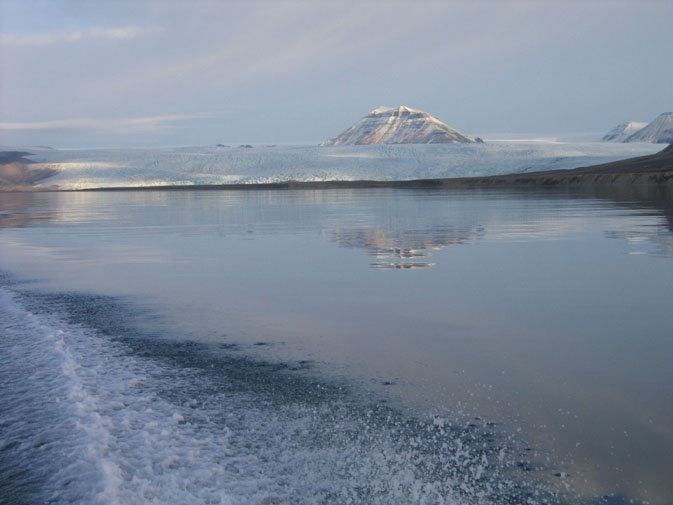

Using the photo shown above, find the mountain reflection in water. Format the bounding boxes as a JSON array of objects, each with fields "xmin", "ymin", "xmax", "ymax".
[{"xmin": 331, "ymin": 227, "xmax": 474, "ymax": 268}]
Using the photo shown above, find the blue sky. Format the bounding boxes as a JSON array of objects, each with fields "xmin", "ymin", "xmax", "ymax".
[{"xmin": 1, "ymin": 0, "xmax": 672, "ymax": 147}]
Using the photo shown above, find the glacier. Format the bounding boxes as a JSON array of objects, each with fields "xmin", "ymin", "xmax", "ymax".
[{"xmin": 18, "ymin": 140, "xmax": 667, "ymax": 190}]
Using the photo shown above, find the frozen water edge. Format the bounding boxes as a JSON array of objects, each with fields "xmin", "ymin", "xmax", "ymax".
[{"xmin": 25, "ymin": 142, "xmax": 665, "ymax": 190}]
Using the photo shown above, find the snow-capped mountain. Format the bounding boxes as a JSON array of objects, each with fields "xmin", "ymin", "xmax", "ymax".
[
  {"xmin": 602, "ymin": 121, "xmax": 647, "ymax": 142},
  {"xmin": 624, "ymin": 112, "xmax": 673, "ymax": 143},
  {"xmin": 320, "ymin": 106, "xmax": 474, "ymax": 146}
]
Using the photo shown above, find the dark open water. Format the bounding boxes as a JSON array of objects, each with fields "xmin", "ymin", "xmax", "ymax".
[{"xmin": 1, "ymin": 188, "xmax": 672, "ymax": 505}]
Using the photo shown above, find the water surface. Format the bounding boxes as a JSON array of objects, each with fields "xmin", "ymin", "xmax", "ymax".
[{"xmin": 1, "ymin": 188, "xmax": 671, "ymax": 504}]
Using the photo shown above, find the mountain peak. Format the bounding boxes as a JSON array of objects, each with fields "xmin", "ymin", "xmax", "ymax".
[
  {"xmin": 602, "ymin": 121, "xmax": 647, "ymax": 142},
  {"xmin": 321, "ymin": 106, "xmax": 474, "ymax": 146},
  {"xmin": 624, "ymin": 112, "xmax": 673, "ymax": 143},
  {"xmin": 369, "ymin": 105, "xmax": 420, "ymax": 115}
]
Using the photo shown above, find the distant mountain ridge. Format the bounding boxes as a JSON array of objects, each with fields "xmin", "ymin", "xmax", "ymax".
[
  {"xmin": 321, "ymin": 106, "xmax": 474, "ymax": 146},
  {"xmin": 604, "ymin": 112, "xmax": 673, "ymax": 143},
  {"xmin": 623, "ymin": 112, "xmax": 673, "ymax": 143}
]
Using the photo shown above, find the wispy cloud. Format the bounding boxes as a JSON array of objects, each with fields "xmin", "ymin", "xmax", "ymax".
[
  {"xmin": 0, "ymin": 114, "xmax": 207, "ymax": 134},
  {"xmin": 2, "ymin": 0, "xmax": 671, "ymax": 146},
  {"xmin": 0, "ymin": 26, "xmax": 163, "ymax": 46}
]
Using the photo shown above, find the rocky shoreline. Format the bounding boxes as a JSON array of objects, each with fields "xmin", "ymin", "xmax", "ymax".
[{"xmin": 0, "ymin": 151, "xmax": 58, "ymax": 190}]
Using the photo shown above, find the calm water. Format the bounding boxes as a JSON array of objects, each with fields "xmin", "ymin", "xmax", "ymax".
[{"xmin": 1, "ymin": 188, "xmax": 672, "ymax": 505}]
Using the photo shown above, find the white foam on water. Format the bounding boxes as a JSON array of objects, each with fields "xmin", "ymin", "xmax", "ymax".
[
  {"xmin": 1, "ymin": 287, "xmax": 104, "ymax": 504},
  {"xmin": 0, "ymin": 285, "xmax": 237, "ymax": 504},
  {"xmin": 0, "ymin": 283, "xmax": 559, "ymax": 504}
]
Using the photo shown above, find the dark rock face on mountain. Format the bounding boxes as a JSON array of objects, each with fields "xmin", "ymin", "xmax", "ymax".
[
  {"xmin": 321, "ymin": 106, "xmax": 474, "ymax": 146},
  {"xmin": 624, "ymin": 112, "xmax": 673, "ymax": 143}
]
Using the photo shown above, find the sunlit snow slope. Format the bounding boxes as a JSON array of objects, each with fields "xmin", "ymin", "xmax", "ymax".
[
  {"xmin": 602, "ymin": 121, "xmax": 647, "ymax": 142},
  {"xmin": 624, "ymin": 112, "xmax": 673, "ymax": 143}
]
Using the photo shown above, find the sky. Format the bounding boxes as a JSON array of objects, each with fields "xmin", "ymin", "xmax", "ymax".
[{"xmin": 1, "ymin": 0, "xmax": 672, "ymax": 148}]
